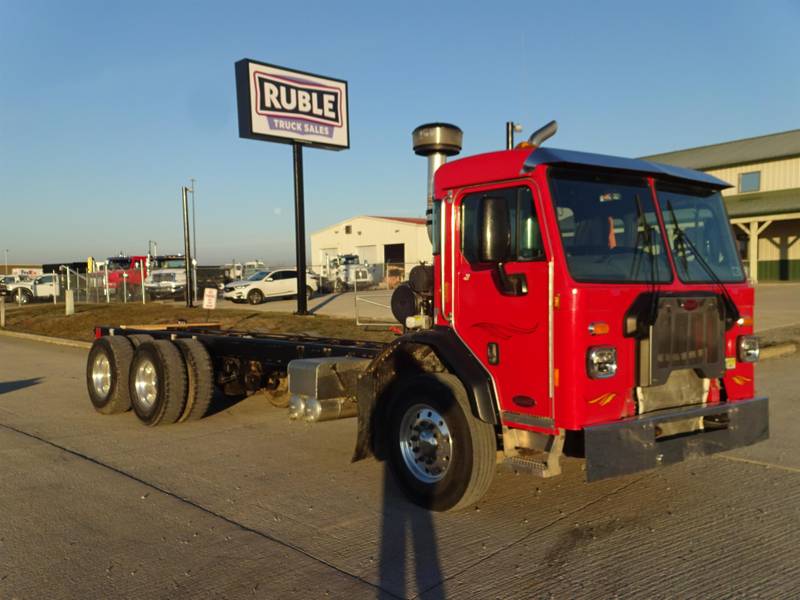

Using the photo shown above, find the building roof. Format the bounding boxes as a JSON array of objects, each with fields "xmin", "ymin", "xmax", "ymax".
[
  {"xmin": 642, "ymin": 129, "xmax": 800, "ymax": 170},
  {"xmin": 724, "ymin": 187, "xmax": 800, "ymax": 219},
  {"xmin": 367, "ymin": 216, "xmax": 426, "ymax": 225}
]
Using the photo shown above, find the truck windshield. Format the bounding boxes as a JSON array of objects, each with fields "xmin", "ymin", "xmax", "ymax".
[
  {"xmin": 153, "ymin": 258, "xmax": 185, "ymax": 269},
  {"xmin": 548, "ymin": 169, "xmax": 671, "ymax": 283},
  {"xmin": 656, "ymin": 184, "xmax": 745, "ymax": 283},
  {"xmin": 107, "ymin": 258, "xmax": 131, "ymax": 270}
]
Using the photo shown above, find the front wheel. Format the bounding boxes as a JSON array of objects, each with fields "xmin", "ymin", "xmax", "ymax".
[
  {"xmin": 305, "ymin": 286, "xmax": 313, "ymax": 301},
  {"xmin": 248, "ymin": 289, "xmax": 263, "ymax": 305},
  {"xmin": 386, "ymin": 373, "xmax": 496, "ymax": 511}
]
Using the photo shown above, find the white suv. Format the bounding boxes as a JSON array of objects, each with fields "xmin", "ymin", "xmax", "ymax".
[{"xmin": 223, "ymin": 268, "xmax": 319, "ymax": 305}]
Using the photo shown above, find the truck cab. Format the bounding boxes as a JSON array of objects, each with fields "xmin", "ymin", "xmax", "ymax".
[
  {"xmin": 106, "ymin": 255, "xmax": 148, "ymax": 296},
  {"xmin": 350, "ymin": 122, "xmax": 766, "ymax": 509}
]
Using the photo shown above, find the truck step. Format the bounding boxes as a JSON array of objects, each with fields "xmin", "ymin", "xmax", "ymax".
[{"xmin": 500, "ymin": 454, "xmax": 561, "ymax": 478}]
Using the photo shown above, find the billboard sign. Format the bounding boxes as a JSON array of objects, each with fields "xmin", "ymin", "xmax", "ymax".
[{"xmin": 235, "ymin": 59, "xmax": 349, "ymax": 150}]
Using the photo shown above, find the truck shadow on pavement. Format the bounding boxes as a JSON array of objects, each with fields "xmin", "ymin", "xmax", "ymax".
[
  {"xmin": 0, "ymin": 377, "xmax": 43, "ymax": 395},
  {"xmin": 378, "ymin": 465, "xmax": 445, "ymax": 600}
]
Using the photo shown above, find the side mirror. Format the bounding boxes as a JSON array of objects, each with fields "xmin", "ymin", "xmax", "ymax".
[
  {"xmin": 265, "ymin": 277, "xmax": 273, "ymax": 282},
  {"xmin": 479, "ymin": 196, "xmax": 511, "ymax": 263},
  {"xmin": 478, "ymin": 195, "xmax": 527, "ymax": 297}
]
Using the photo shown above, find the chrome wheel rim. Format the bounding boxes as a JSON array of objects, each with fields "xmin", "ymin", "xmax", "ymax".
[
  {"xmin": 399, "ymin": 403, "xmax": 453, "ymax": 483},
  {"xmin": 91, "ymin": 354, "xmax": 111, "ymax": 399},
  {"xmin": 134, "ymin": 358, "xmax": 158, "ymax": 408}
]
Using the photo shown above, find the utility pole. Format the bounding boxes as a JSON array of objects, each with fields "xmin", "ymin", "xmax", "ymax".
[
  {"xmin": 3, "ymin": 249, "xmax": 7, "ymax": 275},
  {"xmin": 181, "ymin": 186, "xmax": 194, "ymax": 308}
]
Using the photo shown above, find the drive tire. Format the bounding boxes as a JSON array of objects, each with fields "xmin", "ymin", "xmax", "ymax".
[
  {"xmin": 129, "ymin": 340, "xmax": 187, "ymax": 426},
  {"xmin": 15, "ymin": 289, "xmax": 33, "ymax": 304},
  {"xmin": 306, "ymin": 286, "xmax": 313, "ymax": 301},
  {"xmin": 386, "ymin": 373, "xmax": 496, "ymax": 511},
  {"xmin": 86, "ymin": 336, "xmax": 134, "ymax": 415},
  {"xmin": 174, "ymin": 338, "xmax": 214, "ymax": 422},
  {"xmin": 127, "ymin": 334, "xmax": 154, "ymax": 348},
  {"xmin": 248, "ymin": 289, "xmax": 263, "ymax": 305}
]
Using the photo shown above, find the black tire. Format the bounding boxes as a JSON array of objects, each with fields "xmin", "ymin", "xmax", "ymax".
[
  {"xmin": 15, "ymin": 289, "xmax": 32, "ymax": 305},
  {"xmin": 386, "ymin": 373, "xmax": 496, "ymax": 511},
  {"xmin": 174, "ymin": 338, "xmax": 214, "ymax": 422},
  {"xmin": 129, "ymin": 340, "xmax": 187, "ymax": 426},
  {"xmin": 248, "ymin": 289, "xmax": 263, "ymax": 305},
  {"xmin": 86, "ymin": 336, "xmax": 134, "ymax": 415},
  {"xmin": 126, "ymin": 334, "xmax": 154, "ymax": 348},
  {"xmin": 305, "ymin": 286, "xmax": 313, "ymax": 301}
]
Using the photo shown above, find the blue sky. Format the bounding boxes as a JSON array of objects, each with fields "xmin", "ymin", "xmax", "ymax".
[{"xmin": 1, "ymin": 0, "xmax": 799, "ymax": 265}]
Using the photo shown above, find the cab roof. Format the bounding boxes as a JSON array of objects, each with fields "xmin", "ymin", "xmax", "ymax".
[{"xmin": 434, "ymin": 146, "xmax": 731, "ymax": 196}]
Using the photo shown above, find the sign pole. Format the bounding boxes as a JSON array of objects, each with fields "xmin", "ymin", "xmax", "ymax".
[{"xmin": 293, "ymin": 141, "xmax": 308, "ymax": 315}]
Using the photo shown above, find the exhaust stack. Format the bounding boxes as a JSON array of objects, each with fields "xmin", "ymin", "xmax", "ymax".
[
  {"xmin": 528, "ymin": 120, "xmax": 558, "ymax": 148},
  {"xmin": 412, "ymin": 123, "xmax": 463, "ymax": 211}
]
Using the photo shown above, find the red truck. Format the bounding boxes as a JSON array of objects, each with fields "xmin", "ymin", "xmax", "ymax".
[
  {"xmin": 85, "ymin": 122, "xmax": 766, "ymax": 511},
  {"xmin": 105, "ymin": 255, "xmax": 148, "ymax": 298}
]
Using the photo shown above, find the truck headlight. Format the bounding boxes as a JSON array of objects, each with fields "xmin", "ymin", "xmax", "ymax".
[
  {"xmin": 587, "ymin": 346, "xmax": 617, "ymax": 379},
  {"xmin": 737, "ymin": 335, "xmax": 760, "ymax": 363}
]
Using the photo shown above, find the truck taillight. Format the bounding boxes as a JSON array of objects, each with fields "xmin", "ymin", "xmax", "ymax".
[
  {"xmin": 737, "ymin": 335, "xmax": 759, "ymax": 363},
  {"xmin": 94, "ymin": 327, "xmax": 102, "ymax": 339},
  {"xmin": 587, "ymin": 346, "xmax": 617, "ymax": 379}
]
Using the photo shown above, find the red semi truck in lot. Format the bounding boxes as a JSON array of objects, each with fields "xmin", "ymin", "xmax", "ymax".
[
  {"xmin": 105, "ymin": 255, "xmax": 149, "ymax": 297},
  {"xmin": 85, "ymin": 122, "xmax": 766, "ymax": 511}
]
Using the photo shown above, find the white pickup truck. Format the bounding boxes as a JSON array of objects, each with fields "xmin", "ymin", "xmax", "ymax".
[{"xmin": 2, "ymin": 274, "xmax": 60, "ymax": 304}]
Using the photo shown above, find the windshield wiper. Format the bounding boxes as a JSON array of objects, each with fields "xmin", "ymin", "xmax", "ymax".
[{"xmin": 666, "ymin": 200, "xmax": 740, "ymax": 327}]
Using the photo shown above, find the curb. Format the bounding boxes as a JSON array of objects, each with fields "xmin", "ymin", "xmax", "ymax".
[
  {"xmin": 760, "ymin": 342, "xmax": 798, "ymax": 360},
  {"xmin": 0, "ymin": 329, "xmax": 92, "ymax": 350}
]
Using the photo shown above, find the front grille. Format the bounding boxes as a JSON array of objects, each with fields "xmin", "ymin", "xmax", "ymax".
[
  {"xmin": 152, "ymin": 273, "xmax": 176, "ymax": 283},
  {"xmin": 639, "ymin": 295, "xmax": 725, "ymax": 387}
]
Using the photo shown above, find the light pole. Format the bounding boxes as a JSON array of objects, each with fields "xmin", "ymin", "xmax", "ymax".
[{"xmin": 189, "ymin": 178, "xmax": 197, "ymax": 263}]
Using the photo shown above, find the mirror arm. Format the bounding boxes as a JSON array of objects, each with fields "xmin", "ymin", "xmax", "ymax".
[{"xmin": 496, "ymin": 262, "xmax": 528, "ymax": 296}]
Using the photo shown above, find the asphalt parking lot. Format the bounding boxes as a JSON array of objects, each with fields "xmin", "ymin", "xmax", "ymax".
[{"xmin": 1, "ymin": 336, "xmax": 799, "ymax": 599}]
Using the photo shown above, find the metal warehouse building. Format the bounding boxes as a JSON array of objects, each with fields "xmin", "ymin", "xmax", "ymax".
[
  {"xmin": 310, "ymin": 215, "xmax": 432, "ymax": 273},
  {"xmin": 644, "ymin": 129, "xmax": 800, "ymax": 282}
]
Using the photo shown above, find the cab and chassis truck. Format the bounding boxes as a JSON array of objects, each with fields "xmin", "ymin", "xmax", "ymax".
[{"xmin": 85, "ymin": 122, "xmax": 767, "ymax": 511}]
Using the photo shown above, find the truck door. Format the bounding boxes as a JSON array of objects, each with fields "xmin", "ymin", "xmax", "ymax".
[{"xmin": 452, "ymin": 183, "xmax": 554, "ymax": 431}]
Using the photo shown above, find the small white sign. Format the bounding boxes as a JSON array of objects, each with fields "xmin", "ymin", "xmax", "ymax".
[
  {"xmin": 235, "ymin": 59, "xmax": 349, "ymax": 150},
  {"xmin": 202, "ymin": 288, "xmax": 218, "ymax": 310}
]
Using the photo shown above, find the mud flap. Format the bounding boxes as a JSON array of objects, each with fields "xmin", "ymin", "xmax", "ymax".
[{"xmin": 584, "ymin": 397, "xmax": 769, "ymax": 482}]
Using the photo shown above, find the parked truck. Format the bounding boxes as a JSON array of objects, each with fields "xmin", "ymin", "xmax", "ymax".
[
  {"xmin": 144, "ymin": 255, "xmax": 187, "ymax": 300},
  {"xmin": 84, "ymin": 122, "xmax": 767, "ymax": 511},
  {"xmin": 105, "ymin": 255, "xmax": 148, "ymax": 298},
  {"xmin": 3, "ymin": 273, "xmax": 60, "ymax": 303},
  {"xmin": 324, "ymin": 254, "xmax": 375, "ymax": 292}
]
